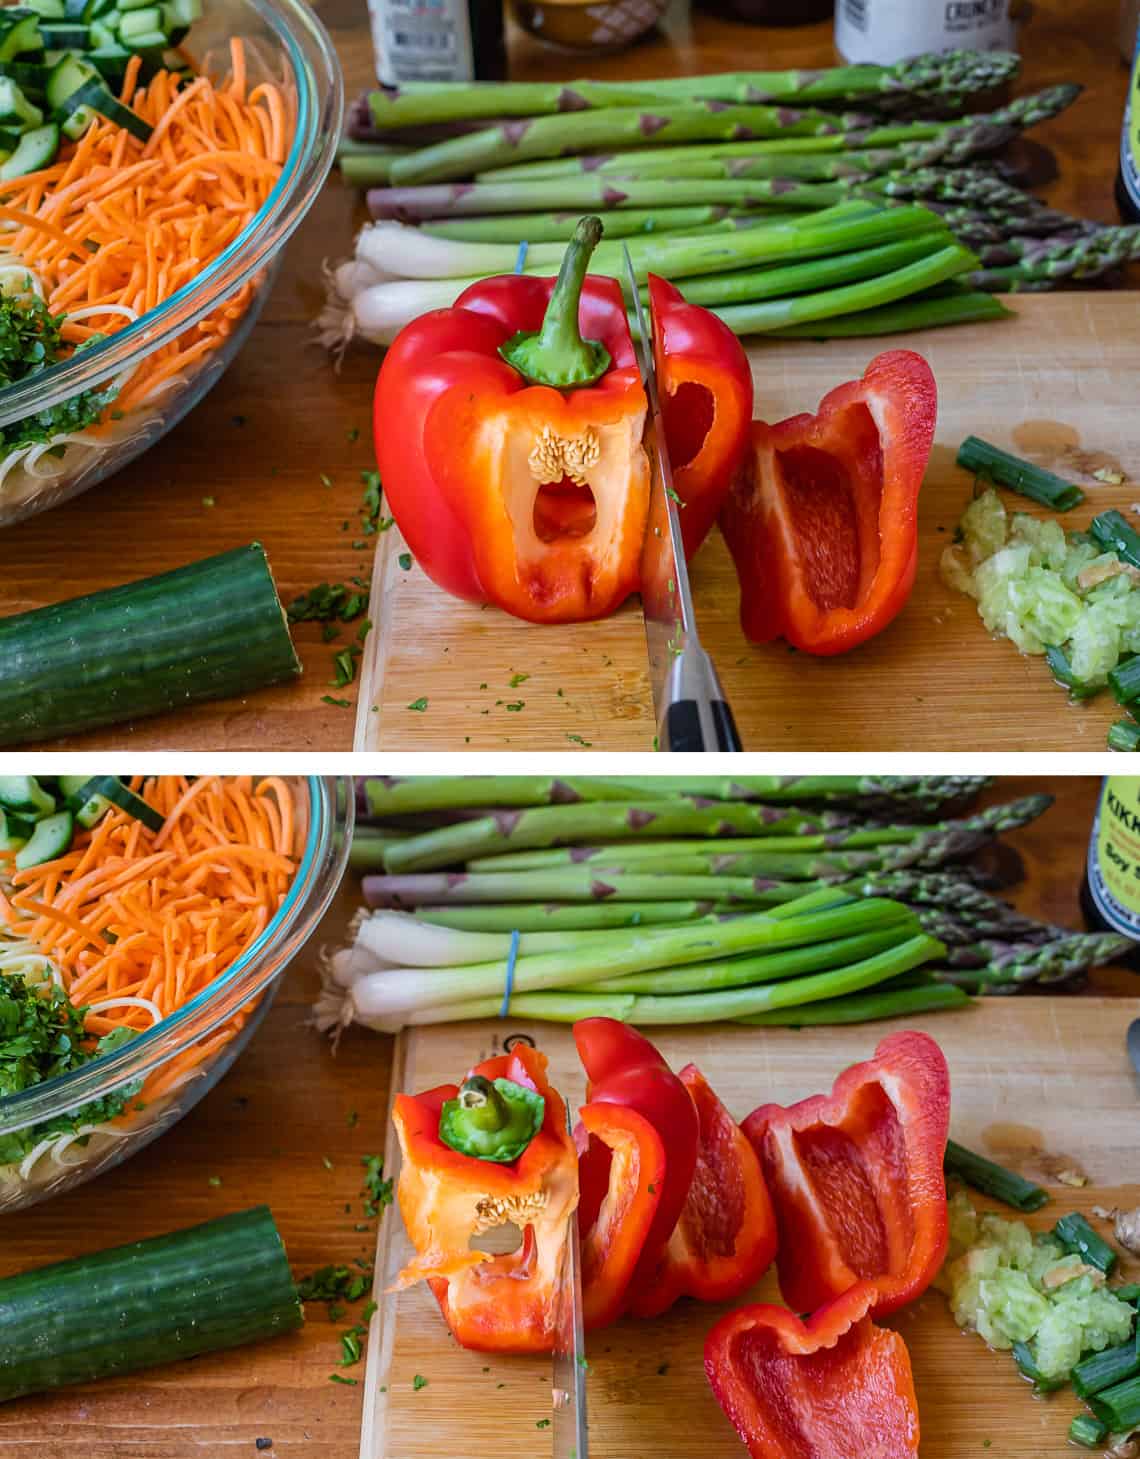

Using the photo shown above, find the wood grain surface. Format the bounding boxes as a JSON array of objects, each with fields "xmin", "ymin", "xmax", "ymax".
[
  {"xmin": 0, "ymin": 775, "xmax": 1136, "ymax": 1459},
  {"xmin": 0, "ymin": 0, "xmax": 1132, "ymax": 750},
  {"xmin": 366, "ymin": 1001, "xmax": 1140, "ymax": 1459}
]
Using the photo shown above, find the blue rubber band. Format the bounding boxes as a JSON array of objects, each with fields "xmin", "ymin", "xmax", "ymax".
[
  {"xmin": 500, "ymin": 929, "xmax": 521, "ymax": 1017},
  {"xmin": 514, "ymin": 240, "xmax": 529, "ymax": 275}
]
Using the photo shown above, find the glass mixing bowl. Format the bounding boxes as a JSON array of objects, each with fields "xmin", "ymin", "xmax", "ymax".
[
  {"xmin": 0, "ymin": 0, "xmax": 343, "ymax": 527},
  {"xmin": 0, "ymin": 775, "xmax": 352, "ymax": 1211}
]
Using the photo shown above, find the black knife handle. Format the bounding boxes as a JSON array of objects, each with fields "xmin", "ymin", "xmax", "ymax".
[{"xmin": 659, "ymin": 644, "xmax": 743, "ymax": 753}]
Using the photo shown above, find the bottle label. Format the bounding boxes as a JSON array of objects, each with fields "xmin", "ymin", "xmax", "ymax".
[
  {"xmin": 369, "ymin": 0, "xmax": 474, "ymax": 86},
  {"xmin": 1121, "ymin": 24, "xmax": 1140, "ymax": 214},
  {"xmin": 1087, "ymin": 777, "xmax": 1140, "ymax": 938},
  {"xmin": 835, "ymin": 0, "xmax": 1016, "ymax": 65}
]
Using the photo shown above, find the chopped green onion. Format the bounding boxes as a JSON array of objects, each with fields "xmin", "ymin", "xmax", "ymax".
[
  {"xmin": 1072, "ymin": 1339, "xmax": 1140, "ymax": 1399},
  {"xmin": 1114, "ymin": 1284, "xmax": 1140, "ymax": 1304},
  {"xmin": 1053, "ymin": 1212, "xmax": 1118, "ymax": 1276},
  {"xmin": 1068, "ymin": 1414, "xmax": 1109, "ymax": 1448},
  {"xmin": 1108, "ymin": 719, "xmax": 1140, "ymax": 753},
  {"xmin": 943, "ymin": 1139, "xmax": 1050, "ymax": 1212},
  {"xmin": 1109, "ymin": 657, "xmax": 1140, "ymax": 708},
  {"xmin": 956, "ymin": 435, "xmax": 1085, "ymax": 511},
  {"xmin": 1044, "ymin": 645, "xmax": 1099, "ymax": 700},
  {"xmin": 1090, "ymin": 509, "xmax": 1140, "ymax": 571},
  {"xmin": 1012, "ymin": 1340, "xmax": 1066, "ymax": 1392},
  {"xmin": 1089, "ymin": 1373, "xmax": 1140, "ymax": 1431}
]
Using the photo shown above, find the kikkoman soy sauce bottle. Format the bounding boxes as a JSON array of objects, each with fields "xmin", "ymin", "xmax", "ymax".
[{"xmin": 1080, "ymin": 777, "xmax": 1140, "ymax": 970}]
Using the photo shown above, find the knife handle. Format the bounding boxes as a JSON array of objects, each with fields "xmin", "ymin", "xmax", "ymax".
[{"xmin": 660, "ymin": 644, "xmax": 743, "ymax": 752}]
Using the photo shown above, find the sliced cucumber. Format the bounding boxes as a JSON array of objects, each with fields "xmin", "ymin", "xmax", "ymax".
[
  {"xmin": 0, "ymin": 13, "xmax": 44, "ymax": 63},
  {"xmin": 37, "ymin": 21, "xmax": 89, "ymax": 48},
  {"xmin": 24, "ymin": 0, "xmax": 66, "ymax": 19},
  {"xmin": 0, "ymin": 61, "xmax": 48, "ymax": 99},
  {"xmin": 0, "ymin": 122, "xmax": 59, "ymax": 179},
  {"xmin": 58, "ymin": 75, "xmax": 149, "ymax": 139},
  {"xmin": 0, "ymin": 807, "xmax": 35, "ymax": 851},
  {"xmin": 14, "ymin": 809, "xmax": 74, "ymax": 869},
  {"xmin": 0, "ymin": 76, "xmax": 43, "ymax": 127},
  {"xmin": 0, "ymin": 776, "xmax": 55, "ymax": 815},
  {"xmin": 83, "ymin": 44, "xmax": 130, "ymax": 79},
  {"xmin": 58, "ymin": 98, "xmax": 92, "ymax": 137},
  {"xmin": 87, "ymin": 15, "xmax": 115, "ymax": 46},
  {"xmin": 82, "ymin": 0, "xmax": 117, "ymax": 17},
  {"xmin": 45, "ymin": 50, "xmax": 93, "ymax": 109},
  {"xmin": 0, "ymin": 1208, "xmax": 304, "ymax": 1402},
  {"xmin": 57, "ymin": 774, "xmax": 91, "ymax": 799},
  {"xmin": 67, "ymin": 776, "xmax": 164, "ymax": 833},
  {"xmin": 116, "ymin": 6, "xmax": 159, "ymax": 38}
]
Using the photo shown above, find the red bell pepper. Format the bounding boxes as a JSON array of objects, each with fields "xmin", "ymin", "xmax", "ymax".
[
  {"xmin": 573, "ymin": 1019, "xmax": 699, "ymax": 1302},
  {"xmin": 704, "ymin": 1280, "xmax": 921, "ymax": 1459},
  {"xmin": 374, "ymin": 217, "xmax": 650, "ymax": 623},
  {"xmin": 720, "ymin": 349, "xmax": 937, "ymax": 655},
  {"xmin": 391, "ymin": 1044, "xmax": 579, "ymax": 1352},
  {"xmin": 576, "ymin": 1101, "xmax": 665, "ymax": 1330},
  {"xmin": 631, "ymin": 1063, "xmax": 776, "ymax": 1319},
  {"xmin": 649, "ymin": 274, "xmax": 753, "ymax": 560},
  {"xmin": 741, "ymin": 1030, "xmax": 950, "ymax": 1319}
]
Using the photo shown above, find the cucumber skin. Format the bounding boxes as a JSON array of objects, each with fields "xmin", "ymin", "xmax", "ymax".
[
  {"xmin": 0, "ymin": 544, "xmax": 302, "ymax": 746},
  {"xmin": 0, "ymin": 1206, "xmax": 303, "ymax": 1401}
]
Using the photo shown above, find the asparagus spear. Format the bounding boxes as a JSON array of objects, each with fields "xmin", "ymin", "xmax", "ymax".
[
  {"xmin": 755, "ymin": 287, "xmax": 1012, "ymax": 336},
  {"xmin": 356, "ymin": 775, "xmax": 704, "ymax": 817},
  {"xmin": 968, "ymin": 227, "xmax": 1140, "ymax": 289},
  {"xmin": 840, "ymin": 871, "xmax": 1060, "ymax": 944},
  {"xmin": 934, "ymin": 931, "xmax": 1135, "ymax": 988},
  {"xmin": 423, "ymin": 205, "xmax": 746, "ymax": 244},
  {"xmin": 369, "ymin": 175, "xmax": 860, "ymax": 221},
  {"xmin": 363, "ymin": 869, "xmax": 818, "ymax": 906},
  {"xmin": 388, "ymin": 103, "xmax": 886, "ymax": 185},
  {"xmin": 415, "ymin": 901, "xmax": 716, "ymax": 931},
  {"xmin": 472, "ymin": 87, "xmax": 1078, "ymax": 182},
  {"xmin": 362, "ymin": 53, "xmax": 1019, "ymax": 128}
]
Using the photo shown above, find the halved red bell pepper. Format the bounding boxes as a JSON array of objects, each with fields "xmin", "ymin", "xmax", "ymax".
[
  {"xmin": 573, "ymin": 1019, "xmax": 699, "ymax": 1302},
  {"xmin": 391, "ymin": 1044, "xmax": 578, "ymax": 1352},
  {"xmin": 631, "ymin": 1063, "xmax": 776, "ymax": 1318},
  {"xmin": 650, "ymin": 274, "xmax": 753, "ymax": 560},
  {"xmin": 720, "ymin": 349, "xmax": 937, "ymax": 655},
  {"xmin": 741, "ymin": 1030, "xmax": 950, "ymax": 1319},
  {"xmin": 374, "ymin": 218, "xmax": 650, "ymax": 623},
  {"xmin": 704, "ymin": 1280, "xmax": 921, "ymax": 1459},
  {"xmin": 576, "ymin": 1101, "xmax": 665, "ymax": 1330}
]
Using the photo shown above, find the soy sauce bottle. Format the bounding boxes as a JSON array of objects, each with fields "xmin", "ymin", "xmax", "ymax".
[
  {"xmin": 1117, "ymin": 14, "xmax": 1140, "ymax": 222},
  {"xmin": 368, "ymin": 0, "xmax": 506, "ymax": 86},
  {"xmin": 1079, "ymin": 777, "xmax": 1140, "ymax": 968}
]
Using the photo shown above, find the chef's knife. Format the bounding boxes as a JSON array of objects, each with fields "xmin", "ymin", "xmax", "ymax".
[
  {"xmin": 551, "ymin": 1110, "xmax": 588, "ymax": 1459},
  {"xmin": 621, "ymin": 243, "xmax": 743, "ymax": 753},
  {"xmin": 1128, "ymin": 1017, "xmax": 1140, "ymax": 1083}
]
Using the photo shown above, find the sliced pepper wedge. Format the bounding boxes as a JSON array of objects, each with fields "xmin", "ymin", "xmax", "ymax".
[
  {"xmin": 720, "ymin": 349, "xmax": 936, "ymax": 655},
  {"xmin": 650, "ymin": 273, "xmax": 754, "ymax": 561},
  {"xmin": 631, "ymin": 1063, "xmax": 776, "ymax": 1318},
  {"xmin": 704, "ymin": 1281, "xmax": 921, "ymax": 1459},
  {"xmin": 741, "ymin": 1030, "xmax": 950, "ymax": 1318},
  {"xmin": 391, "ymin": 1044, "xmax": 578, "ymax": 1352},
  {"xmin": 576, "ymin": 1101, "xmax": 665, "ymax": 1331}
]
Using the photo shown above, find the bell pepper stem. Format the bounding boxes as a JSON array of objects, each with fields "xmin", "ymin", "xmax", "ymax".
[
  {"xmin": 454, "ymin": 1075, "xmax": 510, "ymax": 1132},
  {"xmin": 499, "ymin": 215, "xmax": 613, "ymax": 388},
  {"xmin": 438, "ymin": 1076, "xmax": 546, "ymax": 1162}
]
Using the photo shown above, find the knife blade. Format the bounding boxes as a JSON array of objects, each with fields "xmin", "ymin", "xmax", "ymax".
[
  {"xmin": 621, "ymin": 243, "xmax": 743, "ymax": 753},
  {"xmin": 551, "ymin": 1113, "xmax": 588, "ymax": 1459}
]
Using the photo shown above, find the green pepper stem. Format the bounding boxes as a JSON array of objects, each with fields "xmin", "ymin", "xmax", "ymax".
[
  {"xmin": 454, "ymin": 1075, "xmax": 509, "ymax": 1132},
  {"xmin": 499, "ymin": 215, "xmax": 612, "ymax": 389}
]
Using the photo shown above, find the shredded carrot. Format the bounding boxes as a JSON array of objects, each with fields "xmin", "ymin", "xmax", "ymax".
[
  {"xmin": 0, "ymin": 40, "xmax": 289, "ymax": 424},
  {"xmin": 0, "ymin": 776, "xmax": 300, "ymax": 1115}
]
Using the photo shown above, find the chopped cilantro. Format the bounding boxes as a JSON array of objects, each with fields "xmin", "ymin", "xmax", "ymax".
[
  {"xmin": 566, "ymin": 733, "xmax": 592, "ymax": 746},
  {"xmin": 287, "ymin": 583, "xmax": 366, "ymax": 625},
  {"xmin": 320, "ymin": 473, "xmax": 333, "ymax": 488},
  {"xmin": 347, "ymin": 426, "xmax": 360, "ymax": 443},
  {"xmin": 536, "ymin": 1419, "xmax": 551, "ymax": 1429},
  {"xmin": 331, "ymin": 644, "xmax": 362, "ymax": 688},
  {"xmin": 361, "ymin": 1300, "xmax": 378, "ymax": 1322},
  {"xmin": 328, "ymin": 1304, "xmax": 346, "ymax": 1322},
  {"xmin": 413, "ymin": 1375, "xmax": 428, "ymax": 1391},
  {"xmin": 329, "ymin": 1374, "xmax": 358, "ymax": 1386},
  {"xmin": 504, "ymin": 701, "xmax": 524, "ymax": 712},
  {"xmin": 321, "ymin": 695, "xmax": 351, "ymax": 708},
  {"xmin": 407, "ymin": 697, "xmax": 428, "ymax": 712},
  {"xmin": 321, "ymin": 623, "xmax": 340, "ymax": 644},
  {"xmin": 356, "ymin": 618, "xmax": 372, "ymax": 644},
  {"xmin": 362, "ymin": 1154, "xmax": 393, "ymax": 1216},
  {"xmin": 508, "ymin": 673, "xmax": 529, "ymax": 687},
  {"xmin": 298, "ymin": 1263, "xmax": 374, "ymax": 1305},
  {"xmin": 347, "ymin": 1109, "xmax": 358, "ymax": 1128},
  {"xmin": 397, "ymin": 552, "xmax": 413, "ymax": 571},
  {"xmin": 665, "ymin": 485, "xmax": 685, "ymax": 506},
  {"xmin": 208, "ymin": 1175, "xmax": 222, "ymax": 1188}
]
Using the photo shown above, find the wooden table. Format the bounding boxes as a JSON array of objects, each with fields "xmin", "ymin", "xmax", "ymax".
[
  {"xmin": 1, "ymin": 0, "xmax": 1131, "ymax": 750},
  {"xmin": 1, "ymin": 775, "xmax": 1137, "ymax": 1459}
]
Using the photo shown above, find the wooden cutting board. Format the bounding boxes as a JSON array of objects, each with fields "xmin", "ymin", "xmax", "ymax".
[
  {"xmin": 362, "ymin": 1002, "xmax": 1140, "ymax": 1459},
  {"xmin": 356, "ymin": 293, "xmax": 1140, "ymax": 752}
]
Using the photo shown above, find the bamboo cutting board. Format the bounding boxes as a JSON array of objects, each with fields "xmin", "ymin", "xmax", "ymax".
[
  {"xmin": 356, "ymin": 294, "xmax": 1140, "ymax": 752},
  {"xmin": 362, "ymin": 1001, "xmax": 1140, "ymax": 1459}
]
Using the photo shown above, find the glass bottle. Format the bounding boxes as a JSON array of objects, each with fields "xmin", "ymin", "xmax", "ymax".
[
  {"xmin": 1079, "ymin": 777, "xmax": 1140, "ymax": 968},
  {"xmin": 1117, "ymin": 11, "xmax": 1140, "ymax": 223},
  {"xmin": 368, "ymin": 0, "xmax": 507, "ymax": 86},
  {"xmin": 834, "ymin": 0, "xmax": 1018, "ymax": 65}
]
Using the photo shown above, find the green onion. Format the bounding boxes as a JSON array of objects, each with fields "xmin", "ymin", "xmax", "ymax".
[
  {"xmin": 414, "ymin": 901, "xmax": 713, "ymax": 931},
  {"xmin": 1045, "ymin": 645, "xmax": 1099, "ymax": 700},
  {"xmin": 1108, "ymin": 719, "xmax": 1140, "ymax": 752},
  {"xmin": 1090, "ymin": 509, "xmax": 1140, "ymax": 571},
  {"xmin": 1012, "ymin": 1340, "xmax": 1066, "ymax": 1392},
  {"xmin": 943, "ymin": 1139, "xmax": 1050, "ymax": 1212},
  {"xmin": 1109, "ymin": 656, "xmax": 1140, "ymax": 707},
  {"xmin": 1053, "ymin": 1213, "xmax": 1118, "ymax": 1276},
  {"xmin": 1068, "ymin": 1414, "xmax": 1109, "ymax": 1448},
  {"xmin": 735, "ymin": 980, "xmax": 971, "ymax": 1025},
  {"xmin": 1072, "ymin": 1340, "xmax": 1140, "ymax": 1399},
  {"xmin": 956, "ymin": 435, "xmax": 1085, "ymax": 511},
  {"xmin": 1089, "ymin": 1373, "xmax": 1140, "ymax": 1431},
  {"xmin": 1114, "ymin": 1284, "xmax": 1140, "ymax": 1304}
]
